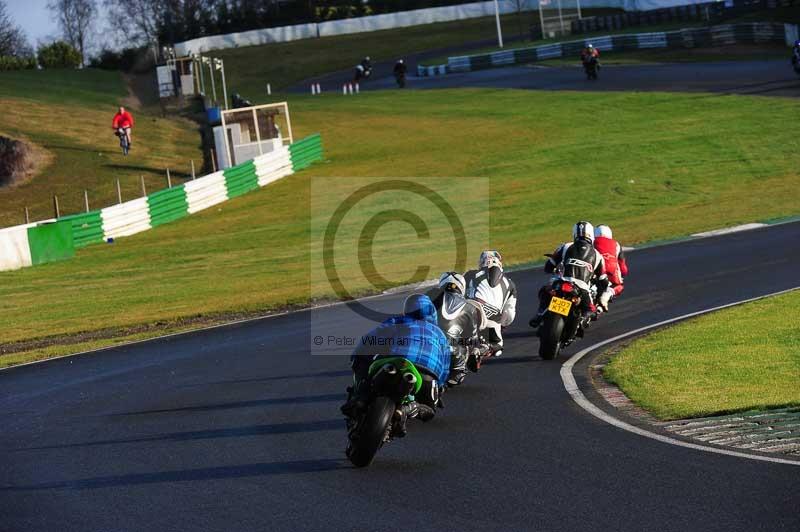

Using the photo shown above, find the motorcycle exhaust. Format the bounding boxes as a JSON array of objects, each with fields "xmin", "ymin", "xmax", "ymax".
[
  {"xmin": 402, "ymin": 372, "xmax": 417, "ymax": 386},
  {"xmin": 381, "ymin": 364, "xmax": 397, "ymax": 375}
]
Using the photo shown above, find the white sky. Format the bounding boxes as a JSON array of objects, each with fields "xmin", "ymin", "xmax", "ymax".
[
  {"xmin": 6, "ymin": 0, "xmax": 111, "ymax": 50},
  {"xmin": 6, "ymin": 0, "xmax": 58, "ymax": 45}
]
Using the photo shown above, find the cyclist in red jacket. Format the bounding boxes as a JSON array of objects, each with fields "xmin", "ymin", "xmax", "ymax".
[
  {"xmin": 112, "ymin": 106, "xmax": 134, "ymax": 148},
  {"xmin": 593, "ymin": 224, "xmax": 628, "ymax": 311}
]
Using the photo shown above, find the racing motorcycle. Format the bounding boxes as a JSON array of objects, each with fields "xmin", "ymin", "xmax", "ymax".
[
  {"xmin": 395, "ymin": 71, "xmax": 406, "ymax": 88},
  {"xmin": 537, "ymin": 272, "xmax": 597, "ymax": 360},
  {"xmin": 345, "ymin": 357, "xmax": 423, "ymax": 467},
  {"xmin": 583, "ymin": 56, "xmax": 599, "ymax": 80},
  {"xmin": 354, "ymin": 64, "xmax": 372, "ymax": 83}
]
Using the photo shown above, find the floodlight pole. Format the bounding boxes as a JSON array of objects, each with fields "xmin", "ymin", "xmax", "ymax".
[
  {"xmin": 218, "ymin": 59, "xmax": 229, "ymax": 110},
  {"xmin": 205, "ymin": 58, "xmax": 217, "ymax": 104},
  {"xmin": 197, "ymin": 55, "xmax": 206, "ymax": 96},
  {"xmin": 493, "ymin": 0, "xmax": 504, "ymax": 48},
  {"xmin": 539, "ymin": 1, "xmax": 546, "ymax": 38}
]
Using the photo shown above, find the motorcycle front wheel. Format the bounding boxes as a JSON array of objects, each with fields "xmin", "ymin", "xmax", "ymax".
[
  {"xmin": 538, "ymin": 313, "xmax": 564, "ymax": 360},
  {"xmin": 346, "ymin": 396, "xmax": 395, "ymax": 467}
]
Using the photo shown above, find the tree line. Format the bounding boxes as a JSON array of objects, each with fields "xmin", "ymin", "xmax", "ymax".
[
  {"xmin": 107, "ymin": 0, "xmax": 478, "ymax": 45},
  {"xmin": 1, "ymin": 0, "xmax": 482, "ymax": 71}
]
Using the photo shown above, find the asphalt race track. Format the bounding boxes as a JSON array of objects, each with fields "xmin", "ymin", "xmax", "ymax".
[
  {"xmin": 2, "ymin": 221, "xmax": 799, "ymax": 532},
  {"xmin": 304, "ymin": 59, "xmax": 800, "ymax": 97}
]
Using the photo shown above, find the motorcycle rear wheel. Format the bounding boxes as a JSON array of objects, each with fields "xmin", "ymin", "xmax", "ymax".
[
  {"xmin": 538, "ymin": 313, "xmax": 564, "ymax": 360},
  {"xmin": 347, "ymin": 396, "xmax": 395, "ymax": 468}
]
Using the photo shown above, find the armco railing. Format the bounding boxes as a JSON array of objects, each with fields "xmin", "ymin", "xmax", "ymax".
[
  {"xmin": 419, "ymin": 22, "xmax": 798, "ymax": 76},
  {"xmin": 0, "ymin": 134, "xmax": 323, "ymax": 272}
]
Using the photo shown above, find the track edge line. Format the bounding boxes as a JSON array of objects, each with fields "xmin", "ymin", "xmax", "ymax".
[{"xmin": 560, "ymin": 285, "xmax": 800, "ymax": 467}]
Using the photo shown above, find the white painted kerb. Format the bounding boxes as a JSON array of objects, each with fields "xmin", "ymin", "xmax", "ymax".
[{"xmin": 560, "ymin": 286, "xmax": 800, "ymax": 467}]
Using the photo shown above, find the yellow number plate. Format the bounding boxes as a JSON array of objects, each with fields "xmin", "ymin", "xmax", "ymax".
[{"xmin": 548, "ymin": 296, "xmax": 572, "ymax": 317}]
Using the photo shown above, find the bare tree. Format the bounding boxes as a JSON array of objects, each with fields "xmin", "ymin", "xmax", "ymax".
[
  {"xmin": 105, "ymin": 0, "xmax": 166, "ymax": 47},
  {"xmin": 47, "ymin": 0, "xmax": 97, "ymax": 65},
  {"xmin": 0, "ymin": 0, "xmax": 31, "ymax": 56}
]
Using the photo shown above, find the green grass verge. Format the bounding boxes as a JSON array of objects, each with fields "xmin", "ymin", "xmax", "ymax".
[
  {"xmin": 1, "ymin": 89, "xmax": 799, "ymax": 365},
  {"xmin": 0, "ymin": 69, "xmax": 204, "ymax": 227},
  {"xmin": 604, "ymin": 290, "xmax": 800, "ymax": 420},
  {"xmin": 0, "ymin": 327, "xmax": 192, "ymax": 369}
]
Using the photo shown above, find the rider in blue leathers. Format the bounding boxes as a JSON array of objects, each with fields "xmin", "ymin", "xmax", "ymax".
[{"xmin": 342, "ymin": 294, "xmax": 450, "ymax": 423}]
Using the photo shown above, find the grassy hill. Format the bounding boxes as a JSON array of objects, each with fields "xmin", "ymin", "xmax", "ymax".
[
  {"xmin": 0, "ymin": 69, "xmax": 204, "ymax": 227},
  {"xmin": 1, "ymin": 88, "xmax": 799, "ymax": 366}
]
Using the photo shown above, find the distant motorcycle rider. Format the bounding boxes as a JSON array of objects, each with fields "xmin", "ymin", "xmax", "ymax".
[
  {"xmin": 464, "ymin": 250, "xmax": 518, "ymax": 363},
  {"xmin": 581, "ymin": 43, "xmax": 600, "ymax": 78},
  {"xmin": 394, "ymin": 59, "xmax": 407, "ymax": 88},
  {"xmin": 530, "ymin": 221, "xmax": 606, "ymax": 328},
  {"xmin": 593, "ymin": 224, "xmax": 628, "ymax": 312},
  {"xmin": 428, "ymin": 272, "xmax": 486, "ymax": 385},
  {"xmin": 581, "ymin": 43, "xmax": 600, "ymax": 63},
  {"xmin": 342, "ymin": 294, "xmax": 450, "ymax": 429},
  {"xmin": 354, "ymin": 56, "xmax": 373, "ymax": 82}
]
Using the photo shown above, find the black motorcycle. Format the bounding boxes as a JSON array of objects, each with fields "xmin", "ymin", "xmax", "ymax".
[
  {"xmin": 345, "ymin": 357, "xmax": 422, "ymax": 467},
  {"xmin": 354, "ymin": 64, "xmax": 372, "ymax": 83},
  {"xmin": 395, "ymin": 71, "xmax": 406, "ymax": 88},
  {"xmin": 583, "ymin": 56, "xmax": 599, "ymax": 81},
  {"xmin": 537, "ymin": 277, "xmax": 595, "ymax": 360}
]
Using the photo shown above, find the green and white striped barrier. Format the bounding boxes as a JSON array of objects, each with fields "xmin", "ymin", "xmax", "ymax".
[
  {"xmin": 0, "ymin": 134, "xmax": 323, "ymax": 272},
  {"xmin": 0, "ymin": 220, "xmax": 74, "ymax": 271}
]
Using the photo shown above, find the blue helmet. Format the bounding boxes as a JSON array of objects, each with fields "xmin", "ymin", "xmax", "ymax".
[{"xmin": 403, "ymin": 294, "xmax": 438, "ymax": 324}]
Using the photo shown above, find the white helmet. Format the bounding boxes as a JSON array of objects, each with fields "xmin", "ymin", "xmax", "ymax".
[
  {"xmin": 438, "ymin": 271, "xmax": 466, "ymax": 295},
  {"xmin": 595, "ymin": 224, "xmax": 613, "ymax": 239},
  {"xmin": 587, "ymin": 43, "xmax": 594, "ymax": 49},
  {"xmin": 478, "ymin": 250, "xmax": 503, "ymax": 270},
  {"xmin": 573, "ymin": 221, "xmax": 594, "ymax": 243}
]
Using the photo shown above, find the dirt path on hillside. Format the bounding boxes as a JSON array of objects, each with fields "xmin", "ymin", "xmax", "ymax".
[
  {"xmin": 122, "ymin": 71, "xmax": 160, "ymax": 110},
  {"xmin": 0, "ymin": 133, "xmax": 54, "ymax": 189}
]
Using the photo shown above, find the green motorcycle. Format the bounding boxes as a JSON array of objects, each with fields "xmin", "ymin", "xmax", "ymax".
[{"xmin": 345, "ymin": 357, "xmax": 423, "ymax": 468}]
